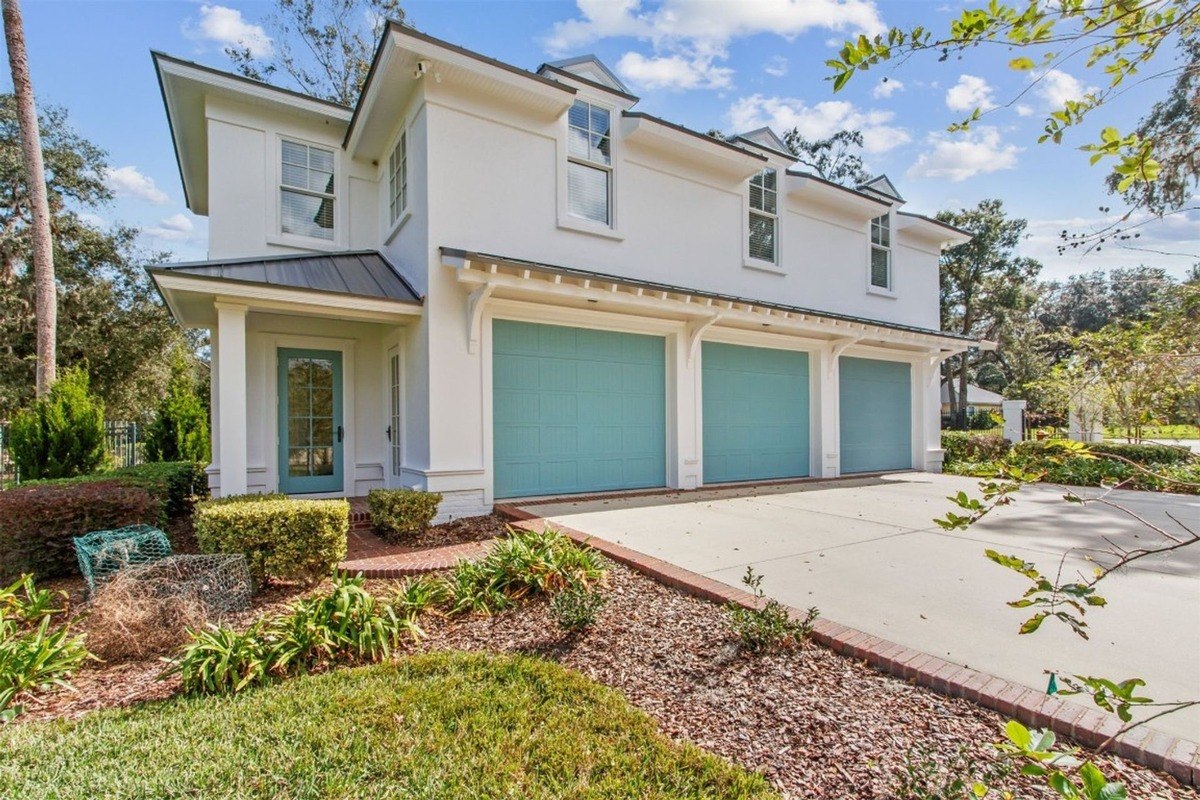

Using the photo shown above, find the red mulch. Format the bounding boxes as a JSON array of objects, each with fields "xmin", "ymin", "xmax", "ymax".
[{"xmin": 377, "ymin": 512, "xmax": 510, "ymax": 549}]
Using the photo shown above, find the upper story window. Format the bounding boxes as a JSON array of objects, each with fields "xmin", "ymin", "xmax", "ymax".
[
  {"xmin": 567, "ymin": 100, "xmax": 612, "ymax": 225},
  {"xmin": 388, "ymin": 131, "xmax": 407, "ymax": 225},
  {"xmin": 281, "ymin": 140, "xmax": 334, "ymax": 241},
  {"xmin": 748, "ymin": 167, "xmax": 777, "ymax": 263},
  {"xmin": 870, "ymin": 213, "xmax": 891, "ymax": 289}
]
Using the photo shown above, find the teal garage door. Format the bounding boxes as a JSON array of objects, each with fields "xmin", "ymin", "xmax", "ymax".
[
  {"xmin": 492, "ymin": 320, "xmax": 666, "ymax": 498},
  {"xmin": 839, "ymin": 356, "xmax": 912, "ymax": 473},
  {"xmin": 702, "ymin": 342, "xmax": 810, "ymax": 483}
]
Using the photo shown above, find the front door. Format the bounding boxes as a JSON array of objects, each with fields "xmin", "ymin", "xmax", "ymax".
[{"xmin": 278, "ymin": 348, "xmax": 343, "ymax": 494}]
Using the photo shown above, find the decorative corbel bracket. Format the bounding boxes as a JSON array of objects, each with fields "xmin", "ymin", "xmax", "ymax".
[
  {"xmin": 685, "ymin": 314, "xmax": 723, "ymax": 367},
  {"xmin": 466, "ymin": 282, "xmax": 495, "ymax": 354},
  {"xmin": 826, "ymin": 335, "xmax": 861, "ymax": 375},
  {"xmin": 925, "ymin": 346, "xmax": 966, "ymax": 387}
]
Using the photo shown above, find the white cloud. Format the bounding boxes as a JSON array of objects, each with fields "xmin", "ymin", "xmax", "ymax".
[
  {"xmin": 764, "ymin": 55, "xmax": 788, "ymax": 77},
  {"xmin": 871, "ymin": 78, "xmax": 903, "ymax": 99},
  {"xmin": 728, "ymin": 94, "xmax": 910, "ymax": 154},
  {"xmin": 906, "ymin": 126, "xmax": 1020, "ymax": 182},
  {"xmin": 1033, "ymin": 68, "xmax": 1095, "ymax": 109},
  {"xmin": 145, "ymin": 212, "xmax": 201, "ymax": 243},
  {"xmin": 1021, "ymin": 206, "xmax": 1200, "ymax": 280},
  {"xmin": 1015, "ymin": 104, "xmax": 1034, "ymax": 117},
  {"xmin": 103, "ymin": 166, "xmax": 169, "ymax": 205},
  {"xmin": 545, "ymin": 0, "xmax": 884, "ymax": 91},
  {"xmin": 186, "ymin": 4, "xmax": 272, "ymax": 58},
  {"xmin": 945, "ymin": 74, "xmax": 995, "ymax": 112},
  {"xmin": 617, "ymin": 52, "xmax": 733, "ymax": 90}
]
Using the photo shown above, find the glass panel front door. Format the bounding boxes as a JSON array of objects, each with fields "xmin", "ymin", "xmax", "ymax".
[{"xmin": 278, "ymin": 348, "xmax": 343, "ymax": 494}]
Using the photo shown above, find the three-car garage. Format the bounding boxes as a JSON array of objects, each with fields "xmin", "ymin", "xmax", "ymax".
[{"xmin": 491, "ymin": 320, "xmax": 914, "ymax": 499}]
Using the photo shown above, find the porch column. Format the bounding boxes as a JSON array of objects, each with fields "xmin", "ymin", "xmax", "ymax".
[
  {"xmin": 917, "ymin": 358, "xmax": 944, "ymax": 472},
  {"xmin": 811, "ymin": 346, "xmax": 841, "ymax": 478},
  {"xmin": 214, "ymin": 302, "xmax": 248, "ymax": 496},
  {"xmin": 670, "ymin": 331, "xmax": 702, "ymax": 490}
]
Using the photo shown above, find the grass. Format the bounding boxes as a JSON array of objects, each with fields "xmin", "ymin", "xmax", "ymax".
[
  {"xmin": 0, "ymin": 652, "xmax": 777, "ymax": 799},
  {"xmin": 1104, "ymin": 424, "xmax": 1200, "ymax": 441}
]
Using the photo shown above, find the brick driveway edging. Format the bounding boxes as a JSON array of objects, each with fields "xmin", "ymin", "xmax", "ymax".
[{"xmin": 495, "ymin": 503, "xmax": 1200, "ymax": 787}]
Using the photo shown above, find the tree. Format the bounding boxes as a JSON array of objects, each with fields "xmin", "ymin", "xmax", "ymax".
[
  {"xmin": 0, "ymin": 98, "xmax": 191, "ymax": 421},
  {"xmin": 937, "ymin": 199, "xmax": 1042, "ymax": 422},
  {"xmin": 145, "ymin": 351, "xmax": 210, "ymax": 463},
  {"xmin": 826, "ymin": 1, "xmax": 1200, "ymax": 244},
  {"xmin": 9, "ymin": 365, "xmax": 105, "ymax": 479},
  {"xmin": 1, "ymin": 0, "xmax": 54, "ymax": 396},
  {"xmin": 782, "ymin": 129, "xmax": 871, "ymax": 186},
  {"xmin": 225, "ymin": 0, "xmax": 406, "ymax": 107}
]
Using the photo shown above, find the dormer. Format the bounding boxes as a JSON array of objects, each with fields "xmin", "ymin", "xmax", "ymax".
[
  {"xmin": 857, "ymin": 174, "xmax": 904, "ymax": 205},
  {"xmin": 537, "ymin": 56, "xmax": 638, "ymax": 108},
  {"xmin": 733, "ymin": 127, "xmax": 796, "ymax": 163}
]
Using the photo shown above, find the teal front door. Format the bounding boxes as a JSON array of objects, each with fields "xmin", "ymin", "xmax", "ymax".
[
  {"xmin": 839, "ymin": 356, "xmax": 912, "ymax": 473},
  {"xmin": 278, "ymin": 348, "xmax": 344, "ymax": 494},
  {"xmin": 702, "ymin": 341, "xmax": 810, "ymax": 483},
  {"xmin": 492, "ymin": 320, "xmax": 666, "ymax": 498}
]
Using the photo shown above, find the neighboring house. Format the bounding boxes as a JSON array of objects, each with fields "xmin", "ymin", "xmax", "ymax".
[
  {"xmin": 148, "ymin": 23, "xmax": 978, "ymax": 520},
  {"xmin": 940, "ymin": 383, "xmax": 1005, "ymax": 416}
]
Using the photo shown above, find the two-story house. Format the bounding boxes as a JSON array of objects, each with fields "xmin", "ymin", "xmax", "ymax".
[{"xmin": 149, "ymin": 23, "xmax": 977, "ymax": 519}]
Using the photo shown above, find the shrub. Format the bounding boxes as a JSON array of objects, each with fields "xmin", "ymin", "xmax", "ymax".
[
  {"xmin": 725, "ymin": 567, "xmax": 819, "ymax": 653},
  {"xmin": 83, "ymin": 568, "xmax": 210, "ymax": 662},
  {"xmin": 392, "ymin": 575, "xmax": 450, "ymax": 618},
  {"xmin": 9, "ymin": 367, "xmax": 106, "ymax": 480},
  {"xmin": 549, "ymin": 585, "xmax": 606, "ymax": 632},
  {"xmin": 0, "ymin": 575, "xmax": 90, "ymax": 720},
  {"xmin": 144, "ymin": 358, "xmax": 210, "ymax": 464},
  {"xmin": 0, "ymin": 481, "xmax": 160, "ymax": 582},
  {"xmin": 942, "ymin": 431, "xmax": 1011, "ymax": 466},
  {"xmin": 968, "ymin": 410, "xmax": 1000, "ymax": 430},
  {"xmin": 21, "ymin": 461, "xmax": 209, "ymax": 521},
  {"xmin": 367, "ymin": 488, "xmax": 442, "ymax": 542},
  {"xmin": 894, "ymin": 742, "xmax": 1013, "ymax": 799},
  {"xmin": 167, "ymin": 574, "xmax": 418, "ymax": 696},
  {"xmin": 1013, "ymin": 439, "xmax": 1194, "ymax": 466},
  {"xmin": 446, "ymin": 528, "xmax": 608, "ymax": 615},
  {"xmin": 193, "ymin": 495, "xmax": 348, "ymax": 586}
]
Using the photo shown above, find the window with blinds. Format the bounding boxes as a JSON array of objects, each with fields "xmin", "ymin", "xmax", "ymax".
[
  {"xmin": 748, "ymin": 167, "xmax": 777, "ymax": 263},
  {"xmin": 388, "ymin": 131, "xmax": 407, "ymax": 225},
  {"xmin": 567, "ymin": 100, "xmax": 611, "ymax": 225},
  {"xmin": 281, "ymin": 140, "xmax": 335, "ymax": 240},
  {"xmin": 870, "ymin": 213, "xmax": 891, "ymax": 289}
]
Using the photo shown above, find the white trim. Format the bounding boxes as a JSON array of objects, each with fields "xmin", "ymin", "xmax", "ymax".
[
  {"xmin": 153, "ymin": 272, "xmax": 423, "ymax": 321},
  {"xmin": 561, "ymin": 96, "xmax": 620, "ymax": 232},
  {"xmin": 269, "ymin": 133, "xmax": 347, "ymax": 250}
]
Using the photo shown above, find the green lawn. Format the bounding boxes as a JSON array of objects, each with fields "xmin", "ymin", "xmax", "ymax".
[{"xmin": 0, "ymin": 652, "xmax": 776, "ymax": 800}]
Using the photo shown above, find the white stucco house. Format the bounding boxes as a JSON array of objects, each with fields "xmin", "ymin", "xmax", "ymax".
[{"xmin": 148, "ymin": 23, "xmax": 979, "ymax": 520}]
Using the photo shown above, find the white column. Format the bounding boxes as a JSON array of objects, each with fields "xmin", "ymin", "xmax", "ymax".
[
  {"xmin": 671, "ymin": 332, "xmax": 702, "ymax": 490},
  {"xmin": 811, "ymin": 347, "xmax": 841, "ymax": 478},
  {"xmin": 917, "ymin": 360, "xmax": 943, "ymax": 472},
  {"xmin": 214, "ymin": 302, "xmax": 248, "ymax": 497},
  {"xmin": 1002, "ymin": 399, "xmax": 1027, "ymax": 443}
]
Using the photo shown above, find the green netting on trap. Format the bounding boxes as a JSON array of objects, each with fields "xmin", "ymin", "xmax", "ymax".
[
  {"xmin": 118, "ymin": 554, "xmax": 253, "ymax": 615},
  {"xmin": 73, "ymin": 524, "xmax": 172, "ymax": 593}
]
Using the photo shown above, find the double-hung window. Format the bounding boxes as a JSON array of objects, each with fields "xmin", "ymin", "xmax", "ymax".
[
  {"xmin": 748, "ymin": 168, "xmax": 778, "ymax": 263},
  {"xmin": 870, "ymin": 213, "xmax": 891, "ymax": 289},
  {"xmin": 566, "ymin": 100, "xmax": 612, "ymax": 225},
  {"xmin": 388, "ymin": 131, "xmax": 407, "ymax": 225},
  {"xmin": 281, "ymin": 140, "xmax": 335, "ymax": 241}
]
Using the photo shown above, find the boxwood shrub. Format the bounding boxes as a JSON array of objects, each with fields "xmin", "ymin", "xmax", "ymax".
[
  {"xmin": 367, "ymin": 488, "xmax": 442, "ymax": 542},
  {"xmin": 19, "ymin": 461, "xmax": 209, "ymax": 521},
  {"xmin": 193, "ymin": 495, "xmax": 349, "ymax": 586},
  {"xmin": 941, "ymin": 431, "xmax": 1011, "ymax": 466},
  {"xmin": 1012, "ymin": 440, "xmax": 1194, "ymax": 466},
  {"xmin": 0, "ymin": 481, "xmax": 160, "ymax": 582}
]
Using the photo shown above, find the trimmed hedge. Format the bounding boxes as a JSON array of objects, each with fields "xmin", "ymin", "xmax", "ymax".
[
  {"xmin": 367, "ymin": 488, "xmax": 442, "ymax": 543},
  {"xmin": 0, "ymin": 481, "xmax": 160, "ymax": 582},
  {"xmin": 1012, "ymin": 440, "xmax": 1195, "ymax": 466},
  {"xmin": 941, "ymin": 431, "xmax": 1012, "ymax": 466},
  {"xmin": 19, "ymin": 462, "xmax": 209, "ymax": 521},
  {"xmin": 194, "ymin": 495, "xmax": 348, "ymax": 586},
  {"xmin": 944, "ymin": 453, "xmax": 1200, "ymax": 495}
]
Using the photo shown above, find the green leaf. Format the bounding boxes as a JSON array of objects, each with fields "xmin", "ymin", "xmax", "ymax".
[
  {"xmin": 1019, "ymin": 612, "xmax": 1048, "ymax": 634},
  {"xmin": 1004, "ymin": 719, "xmax": 1032, "ymax": 749},
  {"xmin": 1009, "ymin": 56, "xmax": 1036, "ymax": 70}
]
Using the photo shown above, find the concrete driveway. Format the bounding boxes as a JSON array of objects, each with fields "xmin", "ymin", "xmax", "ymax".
[{"xmin": 518, "ymin": 473, "xmax": 1200, "ymax": 740}]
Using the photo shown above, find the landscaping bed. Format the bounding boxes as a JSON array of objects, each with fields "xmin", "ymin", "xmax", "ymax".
[
  {"xmin": 394, "ymin": 512, "xmax": 509, "ymax": 550},
  {"xmin": 14, "ymin": 556, "xmax": 1193, "ymax": 798}
]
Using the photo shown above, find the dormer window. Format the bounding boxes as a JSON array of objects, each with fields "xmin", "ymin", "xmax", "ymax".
[
  {"xmin": 567, "ymin": 100, "xmax": 612, "ymax": 225},
  {"xmin": 748, "ymin": 167, "xmax": 777, "ymax": 263},
  {"xmin": 388, "ymin": 131, "xmax": 407, "ymax": 224},
  {"xmin": 281, "ymin": 140, "xmax": 335, "ymax": 241},
  {"xmin": 870, "ymin": 213, "xmax": 891, "ymax": 289}
]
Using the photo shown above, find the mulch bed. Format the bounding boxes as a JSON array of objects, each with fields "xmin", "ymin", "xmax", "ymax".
[
  {"xmin": 379, "ymin": 512, "xmax": 510, "ymax": 549},
  {"xmin": 19, "ymin": 548, "xmax": 1195, "ymax": 799}
]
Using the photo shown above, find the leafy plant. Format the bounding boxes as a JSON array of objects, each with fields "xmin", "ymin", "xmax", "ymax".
[
  {"xmin": 725, "ymin": 567, "xmax": 819, "ymax": 653},
  {"xmin": 366, "ymin": 488, "xmax": 442, "ymax": 543},
  {"xmin": 9, "ymin": 367, "xmax": 106, "ymax": 480},
  {"xmin": 444, "ymin": 559, "xmax": 515, "ymax": 616},
  {"xmin": 549, "ymin": 585, "xmax": 606, "ymax": 632},
  {"xmin": 996, "ymin": 721, "xmax": 1126, "ymax": 800},
  {"xmin": 391, "ymin": 575, "xmax": 450, "ymax": 618},
  {"xmin": 144, "ymin": 357, "xmax": 209, "ymax": 464},
  {"xmin": 894, "ymin": 742, "xmax": 1012, "ymax": 799},
  {"xmin": 169, "ymin": 621, "xmax": 275, "ymax": 696},
  {"xmin": 0, "ymin": 574, "xmax": 90, "ymax": 720}
]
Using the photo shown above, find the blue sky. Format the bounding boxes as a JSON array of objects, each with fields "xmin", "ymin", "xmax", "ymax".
[{"xmin": 10, "ymin": 0, "xmax": 1197, "ymax": 280}]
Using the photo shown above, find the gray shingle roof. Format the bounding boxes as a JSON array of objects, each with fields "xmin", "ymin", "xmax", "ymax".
[{"xmin": 149, "ymin": 250, "xmax": 422, "ymax": 304}]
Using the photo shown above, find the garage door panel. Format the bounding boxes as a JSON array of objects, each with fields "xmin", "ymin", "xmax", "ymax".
[
  {"xmin": 839, "ymin": 356, "xmax": 912, "ymax": 473},
  {"xmin": 493, "ymin": 320, "xmax": 666, "ymax": 498},
  {"xmin": 702, "ymin": 342, "xmax": 810, "ymax": 484}
]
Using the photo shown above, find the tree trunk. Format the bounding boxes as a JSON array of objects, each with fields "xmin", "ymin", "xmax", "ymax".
[{"xmin": 3, "ymin": 0, "xmax": 54, "ymax": 396}]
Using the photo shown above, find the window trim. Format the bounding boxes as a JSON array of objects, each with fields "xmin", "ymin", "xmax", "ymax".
[
  {"xmin": 867, "ymin": 211, "xmax": 896, "ymax": 297},
  {"xmin": 383, "ymin": 124, "xmax": 412, "ymax": 243},
  {"xmin": 564, "ymin": 98, "xmax": 615, "ymax": 229},
  {"xmin": 388, "ymin": 130, "xmax": 408, "ymax": 226},
  {"xmin": 270, "ymin": 134, "xmax": 344, "ymax": 251},
  {"xmin": 744, "ymin": 166, "xmax": 782, "ymax": 270}
]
